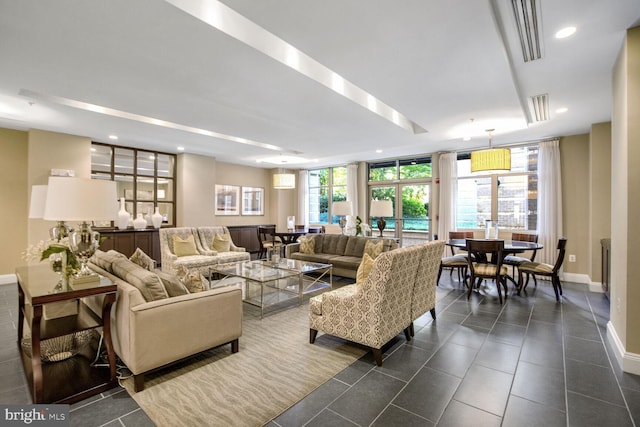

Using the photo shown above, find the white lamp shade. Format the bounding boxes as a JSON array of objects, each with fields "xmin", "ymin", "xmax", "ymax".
[
  {"xmin": 370, "ymin": 200, "xmax": 393, "ymax": 217},
  {"xmin": 28, "ymin": 185, "xmax": 48, "ymax": 219},
  {"xmin": 273, "ymin": 173, "xmax": 296, "ymax": 189},
  {"xmin": 332, "ymin": 201, "xmax": 353, "ymax": 216},
  {"xmin": 43, "ymin": 177, "xmax": 118, "ymax": 221}
]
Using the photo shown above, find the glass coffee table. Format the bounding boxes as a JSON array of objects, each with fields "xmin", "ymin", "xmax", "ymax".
[{"xmin": 211, "ymin": 259, "xmax": 332, "ymax": 318}]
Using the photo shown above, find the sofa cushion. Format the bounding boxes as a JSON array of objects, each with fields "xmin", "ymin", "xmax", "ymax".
[
  {"xmin": 321, "ymin": 234, "xmax": 349, "ymax": 255},
  {"xmin": 129, "ymin": 247, "xmax": 155, "ymax": 271},
  {"xmin": 327, "ymin": 255, "xmax": 362, "ymax": 271},
  {"xmin": 111, "ymin": 258, "xmax": 169, "ymax": 302},
  {"xmin": 344, "ymin": 237, "xmax": 366, "ymax": 257},
  {"xmin": 299, "ymin": 235, "xmax": 316, "ymax": 254},
  {"xmin": 91, "ymin": 249, "xmax": 127, "ymax": 274},
  {"xmin": 155, "ymin": 270, "xmax": 189, "ymax": 297},
  {"xmin": 356, "ymin": 253, "xmax": 375, "ymax": 285},
  {"xmin": 364, "ymin": 239, "xmax": 384, "ymax": 259},
  {"xmin": 290, "ymin": 252, "xmax": 337, "ymax": 265},
  {"xmin": 212, "ymin": 233, "xmax": 231, "ymax": 252},
  {"xmin": 173, "ymin": 234, "xmax": 199, "ymax": 257}
]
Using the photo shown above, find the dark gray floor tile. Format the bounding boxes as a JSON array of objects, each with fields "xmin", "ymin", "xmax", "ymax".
[
  {"xmin": 424, "ymin": 341, "xmax": 478, "ymax": 378},
  {"xmin": 393, "ymin": 366, "xmax": 460, "ymax": 422},
  {"xmin": 526, "ymin": 319, "xmax": 563, "ymax": 342},
  {"xmin": 437, "ymin": 399, "xmax": 501, "ymax": 427},
  {"xmin": 453, "ymin": 364, "xmax": 513, "ymax": 416},
  {"xmin": 462, "ymin": 310, "xmax": 500, "ymax": 329},
  {"xmin": 410, "ymin": 321, "xmax": 458, "ymax": 347},
  {"xmin": 448, "ymin": 324, "xmax": 490, "ymax": 350},
  {"xmin": 275, "ymin": 378, "xmax": 349, "ymax": 427},
  {"xmin": 70, "ymin": 389, "xmax": 140, "ymax": 427},
  {"xmin": 564, "ymin": 335, "xmax": 610, "ymax": 367},
  {"xmin": 622, "ymin": 387, "xmax": 640, "ymax": 425},
  {"xmin": 0, "ymin": 385, "xmax": 31, "ymax": 404},
  {"xmin": 306, "ymin": 409, "xmax": 358, "ymax": 427},
  {"xmin": 375, "ymin": 343, "xmax": 434, "ymax": 381},
  {"xmin": 328, "ymin": 370, "xmax": 405, "ymax": 426},
  {"xmin": 333, "ymin": 357, "xmax": 374, "ymax": 386},
  {"xmin": 520, "ymin": 336, "xmax": 564, "ymax": 371},
  {"xmin": 475, "ymin": 340, "xmax": 521, "ymax": 374},
  {"xmin": 487, "ymin": 321, "xmax": 527, "ymax": 347},
  {"xmin": 444, "ymin": 300, "xmax": 475, "ymax": 316},
  {"xmin": 565, "ymin": 359, "xmax": 625, "ymax": 406},
  {"xmin": 371, "ymin": 404, "xmax": 434, "ymax": 427},
  {"xmin": 502, "ymin": 395, "xmax": 566, "ymax": 427},
  {"xmin": 567, "ymin": 391, "xmax": 633, "ymax": 427},
  {"xmin": 436, "ymin": 311, "xmax": 468, "ymax": 326},
  {"xmin": 120, "ymin": 408, "xmax": 155, "ymax": 427},
  {"xmin": 563, "ymin": 313, "xmax": 601, "ymax": 341},
  {"xmin": 0, "ymin": 359, "xmax": 28, "ymax": 392},
  {"xmin": 497, "ymin": 308, "xmax": 531, "ymax": 327},
  {"xmin": 511, "ymin": 360, "xmax": 566, "ymax": 412}
]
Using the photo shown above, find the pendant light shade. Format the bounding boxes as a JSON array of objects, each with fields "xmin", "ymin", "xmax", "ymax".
[
  {"xmin": 273, "ymin": 172, "xmax": 295, "ymax": 189},
  {"xmin": 470, "ymin": 128, "xmax": 511, "ymax": 173}
]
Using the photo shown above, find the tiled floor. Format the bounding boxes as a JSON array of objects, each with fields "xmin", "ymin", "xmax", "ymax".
[
  {"xmin": 269, "ymin": 277, "xmax": 640, "ymax": 427},
  {"xmin": 2, "ymin": 274, "xmax": 639, "ymax": 427}
]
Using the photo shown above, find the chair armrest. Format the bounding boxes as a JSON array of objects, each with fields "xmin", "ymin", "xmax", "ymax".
[
  {"xmin": 232, "ymin": 246, "xmax": 246, "ymax": 252},
  {"xmin": 286, "ymin": 243, "xmax": 301, "ymax": 258},
  {"xmin": 200, "ymin": 250, "xmax": 218, "ymax": 256}
]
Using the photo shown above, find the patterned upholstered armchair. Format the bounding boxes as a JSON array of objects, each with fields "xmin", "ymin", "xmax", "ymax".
[
  {"xmin": 409, "ymin": 240, "xmax": 446, "ymax": 335},
  {"xmin": 309, "ymin": 245, "xmax": 422, "ymax": 366}
]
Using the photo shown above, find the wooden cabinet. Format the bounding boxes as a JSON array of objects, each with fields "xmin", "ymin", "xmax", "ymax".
[
  {"xmin": 227, "ymin": 224, "xmax": 275, "ymax": 255},
  {"xmin": 97, "ymin": 228, "xmax": 161, "ymax": 266}
]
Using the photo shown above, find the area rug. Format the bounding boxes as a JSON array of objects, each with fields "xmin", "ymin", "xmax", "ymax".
[{"xmin": 121, "ymin": 303, "xmax": 367, "ymax": 426}]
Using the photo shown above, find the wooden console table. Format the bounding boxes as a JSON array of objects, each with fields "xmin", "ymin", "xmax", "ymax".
[{"xmin": 16, "ymin": 264, "xmax": 117, "ymax": 403}]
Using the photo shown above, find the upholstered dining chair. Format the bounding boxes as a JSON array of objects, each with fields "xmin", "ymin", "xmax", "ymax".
[
  {"xmin": 466, "ymin": 239, "xmax": 509, "ymax": 303},
  {"xmin": 517, "ymin": 238, "xmax": 568, "ymax": 301},
  {"xmin": 503, "ymin": 232, "xmax": 539, "ymax": 284},
  {"xmin": 256, "ymin": 225, "xmax": 281, "ymax": 259},
  {"xmin": 437, "ymin": 231, "xmax": 474, "ymax": 286}
]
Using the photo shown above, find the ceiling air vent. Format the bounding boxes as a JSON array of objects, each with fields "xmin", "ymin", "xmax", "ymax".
[
  {"xmin": 530, "ymin": 94, "xmax": 549, "ymax": 122},
  {"xmin": 511, "ymin": 0, "xmax": 543, "ymax": 62}
]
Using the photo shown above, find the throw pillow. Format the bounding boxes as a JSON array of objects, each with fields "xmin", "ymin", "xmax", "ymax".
[
  {"xmin": 212, "ymin": 233, "xmax": 231, "ymax": 252},
  {"xmin": 364, "ymin": 239, "xmax": 384, "ymax": 259},
  {"xmin": 173, "ymin": 234, "xmax": 199, "ymax": 257},
  {"xmin": 174, "ymin": 264, "xmax": 208, "ymax": 293},
  {"xmin": 111, "ymin": 258, "xmax": 168, "ymax": 302},
  {"xmin": 129, "ymin": 247, "xmax": 155, "ymax": 271},
  {"xmin": 356, "ymin": 253, "xmax": 375, "ymax": 286},
  {"xmin": 155, "ymin": 270, "xmax": 189, "ymax": 297},
  {"xmin": 299, "ymin": 235, "xmax": 315, "ymax": 254}
]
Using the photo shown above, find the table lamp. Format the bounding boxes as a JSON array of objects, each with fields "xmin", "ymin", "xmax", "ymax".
[
  {"xmin": 332, "ymin": 201, "xmax": 353, "ymax": 235},
  {"xmin": 29, "ymin": 184, "xmax": 75, "ymax": 240},
  {"xmin": 370, "ymin": 200, "xmax": 393, "ymax": 237},
  {"xmin": 44, "ymin": 177, "xmax": 117, "ymax": 276}
]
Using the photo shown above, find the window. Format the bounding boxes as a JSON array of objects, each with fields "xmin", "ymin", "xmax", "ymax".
[
  {"xmin": 91, "ymin": 142, "xmax": 177, "ymax": 227},
  {"xmin": 308, "ymin": 166, "xmax": 347, "ymax": 224},
  {"xmin": 456, "ymin": 145, "xmax": 538, "ymax": 230},
  {"xmin": 369, "ymin": 157, "xmax": 431, "ymax": 181}
]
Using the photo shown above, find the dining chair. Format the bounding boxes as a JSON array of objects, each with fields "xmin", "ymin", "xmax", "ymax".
[
  {"xmin": 503, "ymin": 232, "xmax": 539, "ymax": 285},
  {"xmin": 294, "ymin": 224, "xmax": 306, "ymax": 232},
  {"xmin": 307, "ymin": 226, "xmax": 325, "ymax": 234},
  {"xmin": 256, "ymin": 225, "xmax": 281, "ymax": 259},
  {"xmin": 465, "ymin": 239, "xmax": 509, "ymax": 303},
  {"xmin": 437, "ymin": 231, "xmax": 474, "ymax": 286},
  {"xmin": 517, "ymin": 238, "xmax": 567, "ymax": 301}
]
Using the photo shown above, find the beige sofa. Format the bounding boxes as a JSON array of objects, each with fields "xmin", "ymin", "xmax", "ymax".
[
  {"xmin": 309, "ymin": 241, "xmax": 443, "ymax": 365},
  {"xmin": 87, "ymin": 250, "xmax": 243, "ymax": 391},
  {"xmin": 159, "ymin": 226, "xmax": 250, "ymax": 276},
  {"xmin": 285, "ymin": 234, "xmax": 398, "ymax": 278}
]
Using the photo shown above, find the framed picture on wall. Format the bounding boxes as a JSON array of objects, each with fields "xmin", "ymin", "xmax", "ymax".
[
  {"xmin": 215, "ymin": 184, "xmax": 240, "ymax": 215},
  {"xmin": 241, "ymin": 186, "xmax": 264, "ymax": 216}
]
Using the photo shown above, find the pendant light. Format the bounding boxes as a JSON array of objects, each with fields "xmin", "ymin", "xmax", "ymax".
[{"xmin": 470, "ymin": 129, "xmax": 511, "ymax": 173}]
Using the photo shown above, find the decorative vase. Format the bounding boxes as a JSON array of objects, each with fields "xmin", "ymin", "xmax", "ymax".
[
  {"xmin": 117, "ymin": 197, "xmax": 130, "ymax": 230},
  {"xmin": 152, "ymin": 207, "xmax": 163, "ymax": 229},
  {"xmin": 133, "ymin": 213, "xmax": 147, "ymax": 230},
  {"xmin": 145, "ymin": 207, "xmax": 153, "ymax": 227}
]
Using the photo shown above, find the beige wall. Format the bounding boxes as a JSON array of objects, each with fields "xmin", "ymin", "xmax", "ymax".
[
  {"xmin": 0, "ymin": 129, "xmax": 28, "ymax": 275},
  {"xmin": 589, "ymin": 122, "xmax": 612, "ymax": 283},
  {"xmin": 559, "ymin": 134, "xmax": 590, "ymax": 275}
]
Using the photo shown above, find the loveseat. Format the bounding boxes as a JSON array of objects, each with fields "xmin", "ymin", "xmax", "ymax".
[
  {"xmin": 86, "ymin": 249, "xmax": 243, "ymax": 391},
  {"xmin": 309, "ymin": 241, "xmax": 444, "ymax": 365},
  {"xmin": 159, "ymin": 226, "xmax": 250, "ymax": 276},
  {"xmin": 285, "ymin": 234, "xmax": 398, "ymax": 278}
]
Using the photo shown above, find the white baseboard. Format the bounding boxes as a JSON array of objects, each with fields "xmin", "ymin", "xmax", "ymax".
[
  {"xmin": 607, "ymin": 321, "xmax": 640, "ymax": 375},
  {"xmin": 0, "ymin": 274, "xmax": 16, "ymax": 285}
]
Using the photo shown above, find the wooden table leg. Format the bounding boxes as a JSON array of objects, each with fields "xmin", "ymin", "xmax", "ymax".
[
  {"xmin": 31, "ymin": 304, "xmax": 44, "ymax": 403},
  {"xmin": 102, "ymin": 294, "xmax": 117, "ymax": 381}
]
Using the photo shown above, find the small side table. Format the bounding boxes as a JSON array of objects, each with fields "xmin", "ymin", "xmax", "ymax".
[{"xmin": 16, "ymin": 264, "xmax": 118, "ymax": 404}]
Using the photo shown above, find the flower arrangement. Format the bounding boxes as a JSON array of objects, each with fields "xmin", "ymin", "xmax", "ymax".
[{"xmin": 23, "ymin": 238, "xmax": 81, "ymax": 278}]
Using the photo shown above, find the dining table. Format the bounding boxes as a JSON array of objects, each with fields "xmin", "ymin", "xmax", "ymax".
[{"xmin": 274, "ymin": 230, "xmax": 308, "ymax": 245}]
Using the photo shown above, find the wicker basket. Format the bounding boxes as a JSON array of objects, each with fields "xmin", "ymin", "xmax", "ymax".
[{"xmin": 22, "ymin": 330, "xmax": 94, "ymax": 362}]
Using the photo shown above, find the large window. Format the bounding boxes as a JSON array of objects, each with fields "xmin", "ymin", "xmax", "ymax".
[
  {"xmin": 91, "ymin": 142, "xmax": 177, "ymax": 227},
  {"xmin": 308, "ymin": 166, "xmax": 347, "ymax": 224},
  {"xmin": 456, "ymin": 145, "xmax": 538, "ymax": 230}
]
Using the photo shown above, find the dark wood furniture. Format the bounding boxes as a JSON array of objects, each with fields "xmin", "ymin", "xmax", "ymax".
[
  {"xmin": 465, "ymin": 239, "xmax": 509, "ymax": 304},
  {"xmin": 227, "ymin": 224, "xmax": 277, "ymax": 256},
  {"xmin": 517, "ymin": 238, "xmax": 568, "ymax": 301},
  {"xmin": 97, "ymin": 228, "xmax": 161, "ymax": 266},
  {"xmin": 438, "ymin": 231, "xmax": 474, "ymax": 286},
  {"xmin": 503, "ymin": 232, "xmax": 539, "ymax": 284},
  {"xmin": 16, "ymin": 264, "xmax": 117, "ymax": 403},
  {"xmin": 602, "ymin": 238, "xmax": 611, "ymax": 299}
]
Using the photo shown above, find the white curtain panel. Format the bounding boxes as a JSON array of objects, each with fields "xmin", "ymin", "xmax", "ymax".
[
  {"xmin": 347, "ymin": 163, "xmax": 358, "ymax": 215},
  {"xmin": 297, "ymin": 170, "xmax": 309, "ymax": 227},
  {"xmin": 438, "ymin": 152, "xmax": 458, "ymax": 241},
  {"xmin": 537, "ymin": 139, "xmax": 563, "ymax": 265}
]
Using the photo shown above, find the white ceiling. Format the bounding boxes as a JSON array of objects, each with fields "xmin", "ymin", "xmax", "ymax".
[{"xmin": 1, "ymin": 0, "xmax": 639, "ymax": 168}]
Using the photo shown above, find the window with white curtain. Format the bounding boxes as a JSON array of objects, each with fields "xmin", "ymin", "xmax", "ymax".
[
  {"xmin": 456, "ymin": 145, "xmax": 538, "ymax": 230},
  {"xmin": 308, "ymin": 166, "xmax": 347, "ymax": 224}
]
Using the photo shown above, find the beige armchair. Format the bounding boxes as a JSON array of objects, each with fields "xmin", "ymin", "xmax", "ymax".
[
  {"xmin": 309, "ymin": 245, "xmax": 423, "ymax": 366},
  {"xmin": 410, "ymin": 240, "xmax": 446, "ymax": 335}
]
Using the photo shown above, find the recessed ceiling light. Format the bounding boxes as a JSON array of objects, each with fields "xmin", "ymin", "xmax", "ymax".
[
  {"xmin": 108, "ymin": 134, "xmax": 118, "ymax": 140},
  {"xmin": 376, "ymin": 149, "xmax": 383, "ymax": 153},
  {"xmin": 90, "ymin": 147, "xmax": 96, "ymax": 152},
  {"xmin": 177, "ymin": 146, "xmax": 185, "ymax": 151},
  {"xmin": 556, "ymin": 107, "xmax": 569, "ymax": 113},
  {"xmin": 148, "ymin": 155, "xmax": 155, "ymax": 160},
  {"xmin": 555, "ymin": 26, "xmax": 576, "ymax": 39},
  {"xmin": 463, "ymin": 136, "xmax": 471, "ymax": 141}
]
